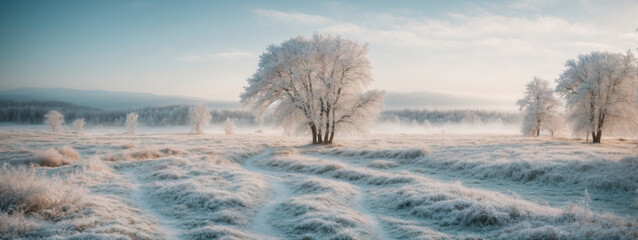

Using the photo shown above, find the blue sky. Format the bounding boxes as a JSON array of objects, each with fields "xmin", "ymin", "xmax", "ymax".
[{"xmin": 1, "ymin": 0, "xmax": 637, "ymax": 104}]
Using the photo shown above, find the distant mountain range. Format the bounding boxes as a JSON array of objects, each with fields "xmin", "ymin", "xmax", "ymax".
[
  {"xmin": 0, "ymin": 87, "xmax": 516, "ymax": 111},
  {"xmin": 0, "ymin": 87, "xmax": 240, "ymax": 110}
]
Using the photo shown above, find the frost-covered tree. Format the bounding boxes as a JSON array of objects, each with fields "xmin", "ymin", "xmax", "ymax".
[
  {"xmin": 556, "ymin": 51, "xmax": 638, "ymax": 143},
  {"xmin": 44, "ymin": 110, "xmax": 64, "ymax": 132},
  {"xmin": 224, "ymin": 118, "xmax": 235, "ymax": 135},
  {"xmin": 189, "ymin": 103, "xmax": 211, "ymax": 134},
  {"xmin": 241, "ymin": 33, "xmax": 385, "ymax": 144},
  {"xmin": 543, "ymin": 113, "xmax": 568, "ymax": 137},
  {"xmin": 516, "ymin": 77, "xmax": 560, "ymax": 137},
  {"xmin": 125, "ymin": 112, "xmax": 138, "ymax": 135},
  {"xmin": 73, "ymin": 118, "xmax": 85, "ymax": 134}
]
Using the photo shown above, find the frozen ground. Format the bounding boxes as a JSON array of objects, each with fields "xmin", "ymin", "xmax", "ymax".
[{"xmin": 1, "ymin": 127, "xmax": 637, "ymax": 239}]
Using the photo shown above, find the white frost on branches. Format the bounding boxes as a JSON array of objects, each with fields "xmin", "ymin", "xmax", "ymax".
[
  {"xmin": 543, "ymin": 113, "xmax": 568, "ymax": 137},
  {"xmin": 516, "ymin": 77, "xmax": 560, "ymax": 137},
  {"xmin": 73, "ymin": 118, "xmax": 85, "ymax": 134},
  {"xmin": 224, "ymin": 118, "xmax": 235, "ymax": 135},
  {"xmin": 44, "ymin": 110, "xmax": 64, "ymax": 132},
  {"xmin": 555, "ymin": 51, "xmax": 638, "ymax": 143},
  {"xmin": 125, "ymin": 112, "xmax": 138, "ymax": 135},
  {"xmin": 189, "ymin": 103, "xmax": 211, "ymax": 134},
  {"xmin": 240, "ymin": 33, "xmax": 385, "ymax": 144}
]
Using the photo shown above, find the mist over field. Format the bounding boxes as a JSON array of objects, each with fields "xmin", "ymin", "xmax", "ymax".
[{"xmin": 2, "ymin": 0, "xmax": 638, "ymax": 239}]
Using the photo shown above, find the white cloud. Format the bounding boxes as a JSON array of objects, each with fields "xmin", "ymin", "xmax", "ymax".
[
  {"xmin": 247, "ymin": 5, "xmax": 637, "ymax": 102},
  {"xmin": 253, "ymin": 9, "xmax": 332, "ymax": 25},
  {"xmin": 320, "ymin": 12, "xmax": 629, "ymax": 55}
]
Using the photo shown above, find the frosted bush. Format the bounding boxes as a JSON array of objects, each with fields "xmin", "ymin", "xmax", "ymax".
[
  {"xmin": 57, "ymin": 146, "xmax": 80, "ymax": 160},
  {"xmin": 224, "ymin": 118, "xmax": 235, "ymax": 135},
  {"xmin": 104, "ymin": 146, "xmax": 185, "ymax": 161},
  {"xmin": 36, "ymin": 148, "xmax": 64, "ymax": 167},
  {"xmin": 72, "ymin": 118, "xmax": 85, "ymax": 134},
  {"xmin": 44, "ymin": 110, "xmax": 64, "ymax": 132},
  {"xmin": 35, "ymin": 146, "xmax": 80, "ymax": 167},
  {"xmin": 125, "ymin": 112, "xmax": 138, "ymax": 135},
  {"xmin": 0, "ymin": 164, "xmax": 87, "ymax": 218}
]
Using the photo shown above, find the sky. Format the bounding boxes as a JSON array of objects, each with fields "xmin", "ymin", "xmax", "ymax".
[{"xmin": 1, "ymin": 0, "xmax": 637, "ymax": 105}]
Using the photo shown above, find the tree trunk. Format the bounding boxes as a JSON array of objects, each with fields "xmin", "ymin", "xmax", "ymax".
[
  {"xmin": 323, "ymin": 125, "xmax": 330, "ymax": 144},
  {"xmin": 593, "ymin": 130, "xmax": 602, "ymax": 143},
  {"xmin": 310, "ymin": 125, "xmax": 317, "ymax": 144},
  {"xmin": 536, "ymin": 117, "xmax": 542, "ymax": 137},
  {"xmin": 328, "ymin": 130, "xmax": 335, "ymax": 144},
  {"xmin": 592, "ymin": 112, "xmax": 605, "ymax": 143},
  {"xmin": 324, "ymin": 107, "xmax": 331, "ymax": 143},
  {"xmin": 327, "ymin": 107, "xmax": 336, "ymax": 144}
]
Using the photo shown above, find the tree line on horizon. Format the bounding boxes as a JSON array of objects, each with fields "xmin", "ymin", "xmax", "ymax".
[
  {"xmin": 0, "ymin": 99, "xmax": 521, "ymax": 127},
  {"xmin": 0, "ymin": 100, "xmax": 256, "ymax": 126}
]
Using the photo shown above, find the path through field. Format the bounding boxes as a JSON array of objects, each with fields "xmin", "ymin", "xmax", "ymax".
[
  {"xmin": 121, "ymin": 168, "xmax": 182, "ymax": 240},
  {"xmin": 243, "ymin": 150, "xmax": 289, "ymax": 239},
  {"xmin": 2, "ymin": 131, "xmax": 636, "ymax": 239}
]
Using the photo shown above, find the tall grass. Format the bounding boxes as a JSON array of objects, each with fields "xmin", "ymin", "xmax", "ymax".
[{"xmin": 0, "ymin": 164, "xmax": 86, "ymax": 217}]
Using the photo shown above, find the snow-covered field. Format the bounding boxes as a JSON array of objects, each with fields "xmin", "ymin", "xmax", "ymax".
[{"xmin": 1, "ymin": 128, "xmax": 637, "ymax": 239}]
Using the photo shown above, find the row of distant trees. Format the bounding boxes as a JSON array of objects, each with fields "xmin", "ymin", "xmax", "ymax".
[
  {"xmin": 379, "ymin": 109, "xmax": 521, "ymax": 126},
  {"xmin": 0, "ymin": 100, "xmax": 254, "ymax": 126},
  {"xmin": 42, "ymin": 104, "xmax": 236, "ymax": 135},
  {"xmin": 517, "ymin": 51, "xmax": 638, "ymax": 143},
  {"xmin": 0, "ymin": 99, "xmax": 522, "ymax": 129}
]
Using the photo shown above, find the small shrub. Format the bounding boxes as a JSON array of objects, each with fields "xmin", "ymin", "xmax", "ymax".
[
  {"xmin": 73, "ymin": 118, "xmax": 85, "ymax": 134},
  {"xmin": 44, "ymin": 110, "xmax": 64, "ymax": 132},
  {"xmin": 35, "ymin": 146, "xmax": 80, "ymax": 167},
  {"xmin": 0, "ymin": 164, "xmax": 87, "ymax": 218},
  {"xmin": 224, "ymin": 118, "xmax": 235, "ymax": 135},
  {"xmin": 125, "ymin": 112, "xmax": 138, "ymax": 135}
]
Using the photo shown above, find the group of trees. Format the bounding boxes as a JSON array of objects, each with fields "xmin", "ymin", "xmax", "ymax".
[
  {"xmin": 518, "ymin": 51, "xmax": 638, "ymax": 143},
  {"xmin": 241, "ymin": 33, "xmax": 385, "ymax": 144},
  {"xmin": 0, "ymin": 100, "xmax": 254, "ymax": 127},
  {"xmin": 187, "ymin": 103, "xmax": 235, "ymax": 135},
  {"xmin": 379, "ymin": 109, "xmax": 521, "ymax": 126},
  {"xmin": 40, "ymin": 103, "xmax": 237, "ymax": 135}
]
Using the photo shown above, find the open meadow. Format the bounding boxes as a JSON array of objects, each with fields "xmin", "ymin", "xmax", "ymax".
[{"xmin": 1, "ymin": 128, "xmax": 637, "ymax": 239}]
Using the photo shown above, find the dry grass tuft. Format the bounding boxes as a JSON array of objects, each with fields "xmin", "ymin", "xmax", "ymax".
[
  {"xmin": 35, "ymin": 146, "xmax": 81, "ymax": 167},
  {"xmin": 0, "ymin": 164, "xmax": 87, "ymax": 218}
]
